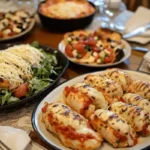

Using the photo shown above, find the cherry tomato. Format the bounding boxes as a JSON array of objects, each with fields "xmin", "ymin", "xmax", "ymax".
[
  {"xmin": 65, "ymin": 45, "xmax": 73, "ymax": 57},
  {"xmin": 104, "ymin": 48, "xmax": 115, "ymax": 63},
  {"xmin": 93, "ymin": 46, "xmax": 100, "ymax": 52},
  {"xmin": 73, "ymin": 43, "xmax": 87, "ymax": 58},
  {"xmin": 87, "ymin": 38, "xmax": 96, "ymax": 46},
  {"xmin": 78, "ymin": 40, "xmax": 86, "ymax": 45},
  {"xmin": 14, "ymin": 82, "xmax": 29, "ymax": 98}
]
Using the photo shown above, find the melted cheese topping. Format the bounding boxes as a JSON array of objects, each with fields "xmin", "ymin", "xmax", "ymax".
[
  {"xmin": 90, "ymin": 109, "xmax": 136, "ymax": 147},
  {"xmin": 128, "ymin": 80, "xmax": 150, "ymax": 101},
  {"xmin": 110, "ymin": 102, "xmax": 150, "ymax": 133},
  {"xmin": 105, "ymin": 68, "xmax": 133, "ymax": 91},
  {"xmin": 122, "ymin": 93, "xmax": 150, "ymax": 115},
  {"xmin": 0, "ymin": 44, "xmax": 45, "ymax": 89},
  {"xmin": 84, "ymin": 74, "xmax": 123, "ymax": 104},
  {"xmin": 94, "ymin": 109, "xmax": 129, "ymax": 133},
  {"xmin": 74, "ymin": 83, "xmax": 108, "ymax": 109},
  {"xmin": 40, "ymin": 1, "xmax": 95, "ymax": 19}
]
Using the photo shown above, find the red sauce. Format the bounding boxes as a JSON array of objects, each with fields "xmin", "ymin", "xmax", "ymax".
[
  {"xmin": 56, "ymin": 125, "xmax": 95, "ymax": 142},
  {"xmin": 141, "ymin": 123, "xmax": 149, "ymax": 135},
  {"xmin": 113, "ymin": 130, "xmax": 127, "ymax": 142},
  {"xmin": 80, "ymin": 98, "xmax": 93, "ymax": 115},
  {"xmin": 120, "ymin": 97, "xmax": 125, "ymax": 102},
  {"xmin": 42, "ymin": 103, "xmax": 49, "ymax": 113},
  {"xmin": 48, "ymin": 112, "xmax": 95, "ymax": 142},
  {"xmin": 64, "ymin": 86, "xmax": 78, "ymax": 96}
]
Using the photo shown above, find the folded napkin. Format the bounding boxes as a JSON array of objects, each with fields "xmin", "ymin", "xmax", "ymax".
[
  {"xmin": 138, "ymin": 52, "xmax": 150, "ymax": 74},
  {"xmin": 125, "ymin": 6, "xmax": 150, "ymax": 44},
  {"xmin": 0, "ymin": 126, "xmax": 30, "ymax": 150}
]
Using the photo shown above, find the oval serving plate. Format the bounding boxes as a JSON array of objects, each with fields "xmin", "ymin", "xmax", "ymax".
[
  {"xmin": 0, "ymin": 18, "xmax": 35, "ymax": 42},
  {"xmin": 32, "ymin": 70, "xmax": 150, "ymax": 150},
  {"xmin": 58, "ymin": 39, "xmax": 131, "ymax": 68},
  {"xmin": 0, "ymin": 44, "xmax": 69, "ymax": 110}
]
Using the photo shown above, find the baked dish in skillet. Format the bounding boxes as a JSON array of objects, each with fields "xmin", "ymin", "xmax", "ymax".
[{"xmin": 39, "ymin": 0, "xmax": 95, "ymax": 19}]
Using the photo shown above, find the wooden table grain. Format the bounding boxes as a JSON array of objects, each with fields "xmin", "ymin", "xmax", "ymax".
[{"xmin": 6, "ymin": 21, "xmax": 150, "ymax": 150}]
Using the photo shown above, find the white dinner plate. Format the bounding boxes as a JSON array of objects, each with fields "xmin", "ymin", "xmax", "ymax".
[
  {"xmin": 32, "ymin": 70, "xmax": 150, "ymax": 150},
  {"xmin": 0, "ymin": 18, "xmax": 35, "ymax": 42},
  {"xmin": 58, "ymin": 40, "xmax": 131, "ymax": 68}
]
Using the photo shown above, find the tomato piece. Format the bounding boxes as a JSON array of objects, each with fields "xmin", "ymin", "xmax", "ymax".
[
  {"xmin": 73, "ymin": 43, "xmax": 87, "ymax": 58},
  {"xmin": 104, "ymin": 55, "xmax": 114, "ymax": 63},
  {"xmin": 8, "ymin": 32, "xmax": 16, "ymax": 36},
  {"xmin": 87, "ymin": 38, "xmax": 96, "ymax": 46},
  {"xmin": 104, "ymin": 48, "xmax": 115, "ymax": 63},
  {"xmin": 14, "ymin": 82, "xmax": 29, "ymax": 98},
  {"xmin": 65, "ymin": 45, "xmax": 73, "ymax": 57},
  {"xmin": 78, "ymin": 40, "xmax": 86, "ymax": 44},
  {"xmin": 93, "ymin": 47, "xmax": 100, "ymax": 52}
]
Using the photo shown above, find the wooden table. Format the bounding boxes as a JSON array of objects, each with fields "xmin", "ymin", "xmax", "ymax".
[{"xmin": 3, "ymin": 21, "xmax": 150, "ymax": 150}]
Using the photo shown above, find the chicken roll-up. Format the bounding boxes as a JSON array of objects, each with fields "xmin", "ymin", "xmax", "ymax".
[
  {"xmin": 122, "ymin": 93, "xmax": 150, "ymax": 115},
  {"xmin": 127, "ymin": 80, "xmax": 150, "ymax": 101},
  {"xmin": 84, "ymin": 74, "xmax": 123, "ymax": 104},
  {"xmin": 64, "ymin": 83, "xmax": 108, "ymax": 118},
  {"xmin": 105, "ymin": 68, "xmax": 133, "ymax": 92},
  {"xmin": 90, "ymin": 109, "xmax": 137, "ymax": 148},
  {"xmin": 42, "ymin": 102, "xmax": 102, "ymax": 150},
  {"xmin": 109, "ymin": 102, "xmax": 150, "ymax": 135}
]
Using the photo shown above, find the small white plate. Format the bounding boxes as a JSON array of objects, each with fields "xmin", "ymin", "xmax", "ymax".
[
  {"xmin": 58, "ymin": 40, "xmax": 131, "ymax": 68},
  {"xmin": 32, "ymin": 70, "xmax": 150, "ymax": 150},
  {"xmin": 0, "ymin": 18, "xmax": 35, "ymax": 42}
]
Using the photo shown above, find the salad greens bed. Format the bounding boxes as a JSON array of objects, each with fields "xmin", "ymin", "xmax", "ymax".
[{"xmin": 0, "ymin": 42, "xmax": 62, "ymax": 105}]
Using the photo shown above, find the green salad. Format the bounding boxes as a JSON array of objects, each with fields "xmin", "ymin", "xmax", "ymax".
[{"xmin": 0, "ymin": 42, "xmax": 62, "ymax": 105}]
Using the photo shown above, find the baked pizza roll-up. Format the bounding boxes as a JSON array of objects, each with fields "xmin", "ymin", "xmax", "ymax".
[
  {"xmin": 122, "ymin": 93, "xmax": 150, "ymax": 115},
  {"xmin": 105, "ymin": 68, "xmax": 133, "ymax": 92},
  {"xmin": 127, "ymin": 80, "xmax": 150, "ymax": 101},
  {"xmin": 63, "ymin": 83, "xmax": 108, "ymax": 118},
  {"xmin": 42, "ymin": 102, "xmax": 102, "ymax": 150},
  {"xmin": 109, "ymin": 102, "xmax": 150, "ymax": 135},
  {"xmin": 90, "ymin": 109, "xmax": 137, "ymax": 148},
  {"xmin": 84, "ymin": 74, "xmax": 123, "ymax": 104}
]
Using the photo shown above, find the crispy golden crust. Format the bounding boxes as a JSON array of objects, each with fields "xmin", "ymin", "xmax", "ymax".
[{"xmin": 94, "ymin": 28, "xmax": 122, "ymax": 42}]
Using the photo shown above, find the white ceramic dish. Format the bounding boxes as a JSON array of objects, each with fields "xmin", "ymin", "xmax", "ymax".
[
  {"xmin": 32, "ymin": 70, "xmax": 150, "ymax": 150},
  {"xmin": 0, "ymin": 19, "xmax": 35, "ymax": 42},
  {"xmin": 58, "ymin": 40, "xmax": 131, "ymax": 68}
]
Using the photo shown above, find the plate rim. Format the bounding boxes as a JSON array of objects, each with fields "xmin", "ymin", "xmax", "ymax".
[
  {"xmin": 32, "ymin": 70, "xmax": 150, "ymax": 150},
  {"xmin": 58, "ymin": 39, "xmax": 131, "ymax": 68},
  {"xmin": 0, "ymin": 18, "xmax": 35, "ymax": 42}
]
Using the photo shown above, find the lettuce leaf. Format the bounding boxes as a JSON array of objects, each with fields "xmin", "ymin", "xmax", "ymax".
[
  {"xmin": 27, "ymin": 77, "xmax": 53, "ymax": 96},
  {"xmin": 0, "ymin": 89, "xmax": 19, "ymax": 105}
]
